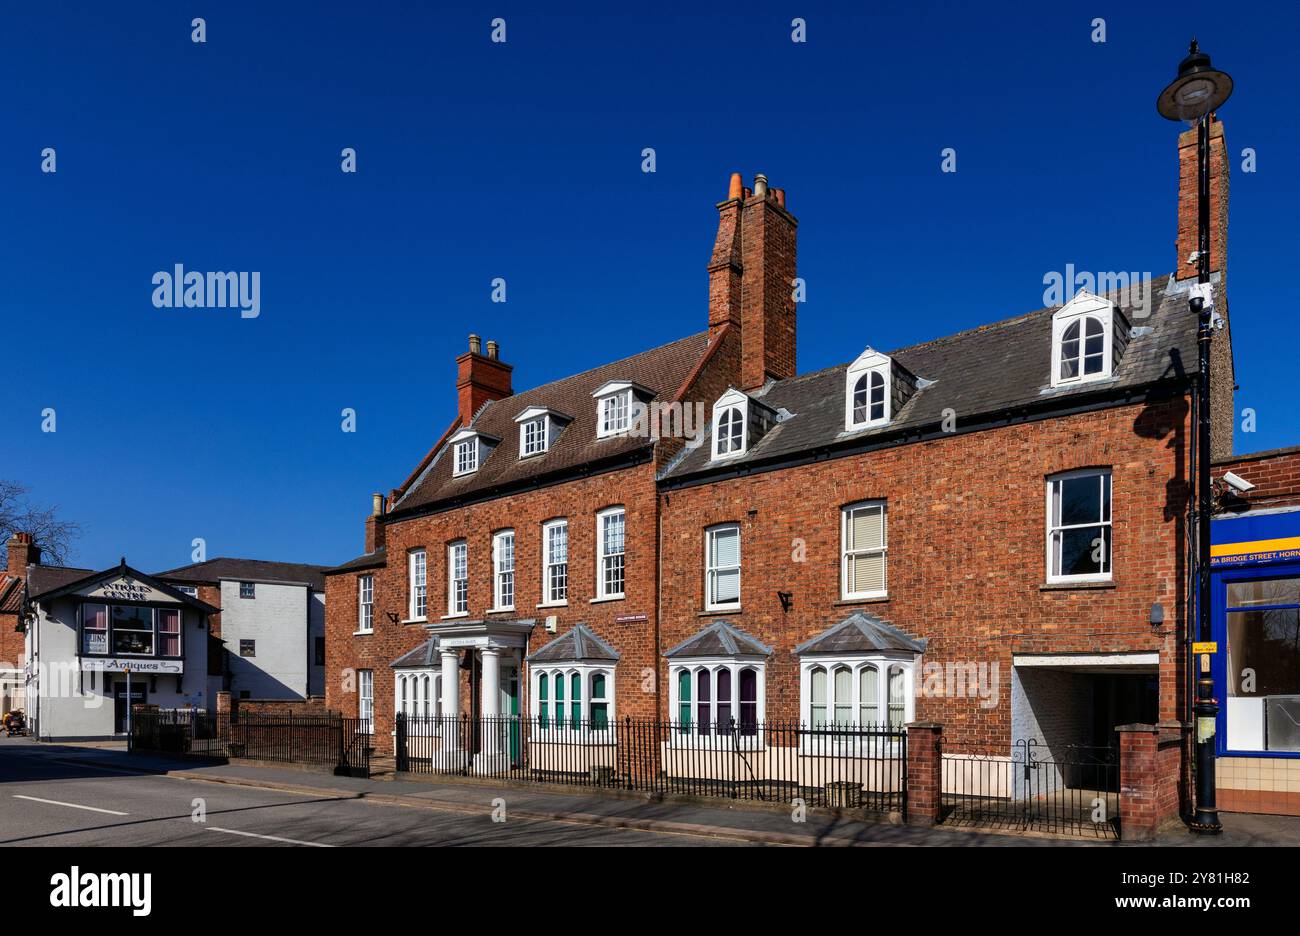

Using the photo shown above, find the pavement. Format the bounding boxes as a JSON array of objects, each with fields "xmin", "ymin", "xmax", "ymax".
[{"xmin": 3, "ymin": 736, "xmax": 1297, "ymax": 847}]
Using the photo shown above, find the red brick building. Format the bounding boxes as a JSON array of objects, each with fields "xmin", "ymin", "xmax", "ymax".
[
  {"xmin": 324, "ymin": 172, "xmax": 798, "ymax": 755},
  {"xmin": 327, "ymin": 114, "xmax": 1235, "ymax": 794}
]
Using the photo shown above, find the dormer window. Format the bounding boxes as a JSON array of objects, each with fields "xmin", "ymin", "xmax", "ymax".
[
  {"xmin": 708, "ymin": 388, "xmax": 776, "ymax": 463},
  {"xmin": 454, "ymin": 439, "xmax": 477, "ymax": 475},
  {"xmin": 513, "ymin": 405, "xmax": 572, "ymax": 458},
  {"xmin": 710, "ymin": 388, "xmax": 752, "ymax": 460},
  {"xmin": 448, "ymin": 428, "xmax": 500, "ymax": 477},
  {"xmin": 1050, "ymin": 290, "xmax": 1124, "ymax": 388},
  {"xmin": 844, "ymin": 349, "xmax": 893, "ymax": 431},
  {"xmin": 592, "ymin": 381, "xmax": 651, "ymax": 439}
]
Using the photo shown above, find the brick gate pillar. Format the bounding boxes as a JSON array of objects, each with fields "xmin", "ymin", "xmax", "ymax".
[
  {"xmin": 905, "ymin": 722, "xmax": 943, "ymax": 826},
  {"xmin": 1118, "ymin": 724, "xmax": 1160, "ymax": 842}
]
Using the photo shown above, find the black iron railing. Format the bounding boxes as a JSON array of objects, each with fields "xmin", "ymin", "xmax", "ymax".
[
  {"xmin": 939, "ymin": 739, "xmax": 1120, "ymax": 838},
  {"xmin": 130, "ymin": 709, "xmax": 371, "ymax": 777},
  {"xmin": 395, "ymin": 714, "xmax": 907, "ymax": 814}
]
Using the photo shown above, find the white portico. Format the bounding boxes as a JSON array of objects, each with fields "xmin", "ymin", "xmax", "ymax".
[{"xmin": 426, "ymin": 617, "xmax": 534, "ymax": 771}]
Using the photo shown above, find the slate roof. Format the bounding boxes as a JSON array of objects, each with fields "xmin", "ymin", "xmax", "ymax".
[
  {"xmin": 26, "ymin": 562, "xmax": 220, "ymax": 614},
  {"xmin": 156, "ymin": 558, "xmax": 329, "ymax": 591},
  {"xmin": 325, "ymin": 548, "xmax": 388, "ymax": 576},
  {"xmin": 663, "ymin": 620, "xmax": 773, "ymax": 659},
  {"xmin": 526, "ymin": 623, "xmax": 620, "ymax": 664},
  {"xmin": 665, "ymin": 278, "xmax": 1212, "ymax": 481},
  {"xmin": 26, "ymin": 565, "xmax": 96, "ymax": 598},
  {"xmin": 794, "ymin": 611, "xmax": 927, "ymax": 655},
  {"xmin": 391, "ymin": 332, "xmax": 712, "ymax": 516},
  {"xmin": 391, "ymin": 636, "xmax": 442, "ymax": 669}
]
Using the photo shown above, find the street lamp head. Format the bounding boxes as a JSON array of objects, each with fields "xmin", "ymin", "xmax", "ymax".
[{"xmin": 1157, "ymin": 38, "xmax": 1233, "ymax": 122}]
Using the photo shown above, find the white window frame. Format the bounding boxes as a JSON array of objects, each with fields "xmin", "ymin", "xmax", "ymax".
[
  {"xmin": 358, "ymin": 669, "xmax": 374, "ymax": 732},
  {"xmin": 710, "ymin": 388, "xmax": 751, "ymax": 460},
  {"xmin": 540, "ymin": 518, "xmax": 569, "ymax": 607},
  {"xmin": 844, "ymin": 348, "xmax": 892, "ymax": 431},
  {"xmin": 705, "ymin": 524, "xmax": 741, "ymax": 611},
  {"xmin": 594, "ymin": 507, "xmax": 626, "ymax": 601},
  {"xmin": 531, "ymin": 664, "xmax": 616, "ymax": 740},
  {"xmin": 520, "ymin": 415, "xmax": 549, "ymax": 457},
  {"xmin": 799, "ymin": 656, "xmax": 914, "ymax": 755},
  {"xmin": 841, "ymin": 501, "xmax": 887, "ymax": 600},
  {"xmin": 492, "ymin": 529, "xmax": 516, "ymax": 611},
  {"xmin": 1046, "ymin": 468, "xmax": 1113, "ymax": 584},
  {"xmin": 446, "ymin": 540, "xmax": 468, "ymax": 616},
  {"xmin": 1050, "ymin": 290, "xmax": 1115, "ymax": 388},
  {"xmin": 394, "ymin": 669, "xmax": 441, "ymax": 736},
  {"xmin": 357, "ymin": 574, "xmax": 374, "ymax": 633},
  {"xmin": 453, "ymin": 438, "xmax": 478, "ymax": 476},
  {"xmin": 668, "ymin": 660, "xmax": 766, "ymax": 749},
  {"xmin": 408, "ymin": 549, "xmax": 427, "ymax": 621}
]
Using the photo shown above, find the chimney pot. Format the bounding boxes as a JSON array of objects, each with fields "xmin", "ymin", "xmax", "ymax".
[
  {"xmin": 371, "ymin": 493, "xmax": 383, "ymax": 516},
  {"xmin": 727, "ymin": 172, "xmax": 744, "ymax": 201},
  {"xmin": 469, "ymin": 334, "xmax": 482, "ymax": 355},
  {"xmin": 773, "ymin": 188, "xmax": 786, "ymax": 209},
  {"xmin": 486, "ymin": 340, "xmax": 499, "ymax": 360},
  {"xmin": 753, "ymin": 174, "xmax": 768, "ymax": 198}
]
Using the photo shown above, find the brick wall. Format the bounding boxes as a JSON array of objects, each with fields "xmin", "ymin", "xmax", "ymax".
[
  {"xmin": 325, "ymin": 463, "xmax": 665, "ymax": 751},
  {"xmin": 1214, "ymin": 445, "xmax": 1300, "ymax": 511},
  {"xmin": 659, "ymin": 397, "xmax": 1192, "ymax": 749}
]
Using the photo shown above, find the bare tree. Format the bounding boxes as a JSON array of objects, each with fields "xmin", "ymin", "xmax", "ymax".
[{"xmin": 0, "ymin": 480, "xmax": 82, "ymax": 566}]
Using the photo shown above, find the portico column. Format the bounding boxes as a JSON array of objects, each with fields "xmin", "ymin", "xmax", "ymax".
[
  {"xmin": 481, "ymin": 647, "xmax": 501, "ymax": 754},
  {"xmin": 440, "ymin": 648, "xmax": 460, "ymax": 749}
]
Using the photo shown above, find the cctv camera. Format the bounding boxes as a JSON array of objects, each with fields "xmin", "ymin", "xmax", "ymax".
[{"xmin": 1222, "ymin": 471, "xmax": 1256, "ymax": 494}]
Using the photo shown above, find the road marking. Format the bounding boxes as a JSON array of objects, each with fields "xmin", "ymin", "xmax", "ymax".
[
  {"xmin": 205, "ymin": 826, "xmax": 334, "ymax": 847},
  {"xmin": 13, "ymin": 795, "xmax": 128, "ymax": 816}
]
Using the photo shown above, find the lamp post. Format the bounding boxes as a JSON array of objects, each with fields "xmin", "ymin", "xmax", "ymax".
[{"xmin": 1157, "ymin": 39, "xmax": 1233, "ymax": 835}]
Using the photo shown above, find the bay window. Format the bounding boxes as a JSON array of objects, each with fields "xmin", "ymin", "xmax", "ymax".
[
  {"xmin": 801, "ymin": 657, "xmax": 913, "ymax": 753},
  {"xmin": 531, "ymin": 665, "xmax": 615, "ymax": 736},
  {"xmin": 80, "ymin": 602, "xmax": 185, "ymax": 658},
  {"xmin": 670, "ymin": 661, "xmax": 765, "ymax": 744}
]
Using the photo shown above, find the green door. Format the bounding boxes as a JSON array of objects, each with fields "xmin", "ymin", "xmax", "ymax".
[{"xmin": 507, "ymin": 666, "xmax": 521, "ymax": 765}]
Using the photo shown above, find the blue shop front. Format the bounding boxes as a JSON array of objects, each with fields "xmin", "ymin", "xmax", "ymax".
[{"xmin": 1210, "ymin": 509, "xmax": 1300, "ymax": 813}]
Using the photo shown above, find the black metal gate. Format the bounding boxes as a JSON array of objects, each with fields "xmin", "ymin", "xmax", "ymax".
[{"xmin": 941, "ymin": 739, "xmax": 1120, "ymax": 838}]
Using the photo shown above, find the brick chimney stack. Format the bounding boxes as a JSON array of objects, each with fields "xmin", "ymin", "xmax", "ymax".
[
  {"xmin": 456, "ymin": 333, "xmax": 513, "ymax": 424},
  {"xmin": 708, "ymin": 172, "xmax": 799, "ymax": 390},
  {"xmin": 1175, "ymin": 115, "xmax": 1229, "ymax": 280},
  {"xmin": 364, "ymin": 493, "xmax": 386, "ymax": 554},
  {"xmin": 6, "ymin": 532, "xmax": 39, "ymax": 578}
]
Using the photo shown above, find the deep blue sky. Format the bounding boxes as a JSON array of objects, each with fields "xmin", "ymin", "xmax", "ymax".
[{"xmin": 3, "ymin": 2, "xmax": 1297, "ymax": 572}]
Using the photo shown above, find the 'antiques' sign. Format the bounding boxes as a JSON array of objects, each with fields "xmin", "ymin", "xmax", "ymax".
[{"xmin": 80, "ymin": 658, "xmax": 184, "ymax": 674}]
